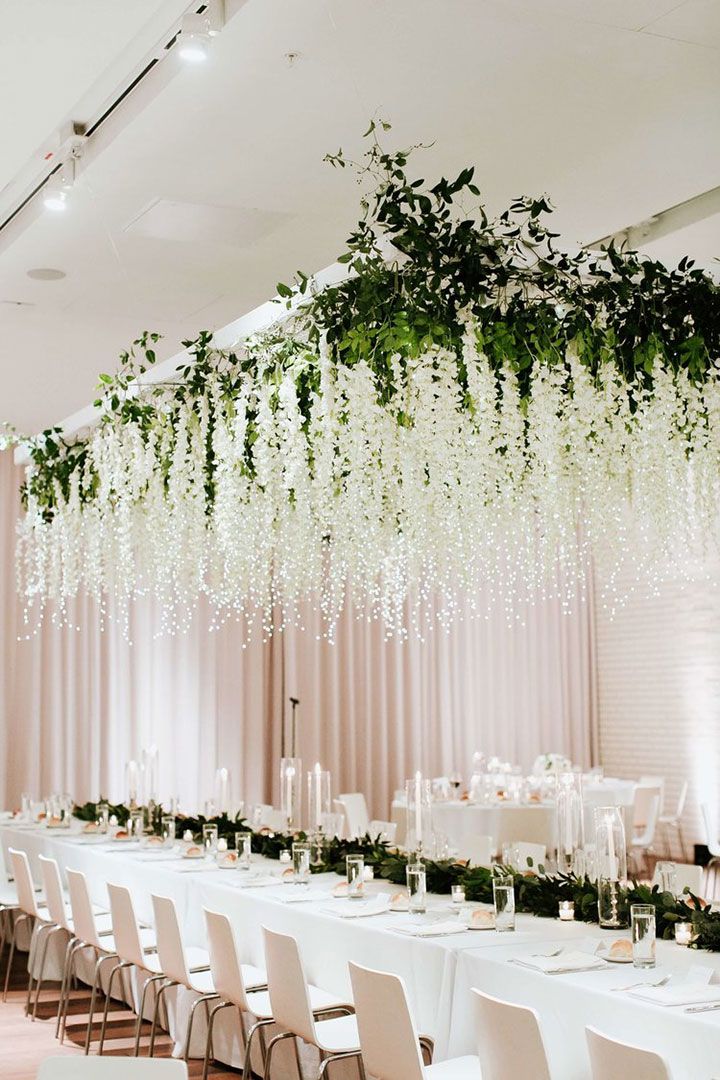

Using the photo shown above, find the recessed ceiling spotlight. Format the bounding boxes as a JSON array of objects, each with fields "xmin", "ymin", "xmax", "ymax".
[
  {"xmin": 27, "ymin": 268, "xmax": 67, "ymax": 281},
  {"xmin": 177, "ymin": 1, "xmax": 224, "ymax": 63}
]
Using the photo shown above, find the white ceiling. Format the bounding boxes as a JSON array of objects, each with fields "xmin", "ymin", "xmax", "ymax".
[{"xmin": 1, "ymin": 0, "xmax": 719, "ymax": 432}]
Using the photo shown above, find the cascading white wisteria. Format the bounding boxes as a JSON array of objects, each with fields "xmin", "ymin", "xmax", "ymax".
[{"xmin": 16, "ymin": 334, "xmax": 720, "ymax": 639}]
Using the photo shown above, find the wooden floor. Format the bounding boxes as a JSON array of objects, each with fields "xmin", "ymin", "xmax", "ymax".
[{"xmin": 0, "ymin": 945, "xmax": 242, "ymax": 1079}]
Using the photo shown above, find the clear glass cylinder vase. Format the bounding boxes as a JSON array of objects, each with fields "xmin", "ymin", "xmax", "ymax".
[
  {"xmin": 556, "ymin": 770, "xmax": 584, "ymax": 874},
  {"xmin": 405, "ymin": 774, "xmax": 432, "ymax": 856},
  {"xmin": 594, "ymin": 805, "xmax": 628, "ymax": 927}
]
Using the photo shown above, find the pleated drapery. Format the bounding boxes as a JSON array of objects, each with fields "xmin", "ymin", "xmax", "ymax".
[{"xmin": 0, "ymin": 450, "xmax": 597, "ymax": 817}]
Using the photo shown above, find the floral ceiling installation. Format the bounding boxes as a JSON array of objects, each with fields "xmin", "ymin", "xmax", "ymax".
[{"xmin": 12, "ymin": 122, "xmax": 720, "ymax": 638}]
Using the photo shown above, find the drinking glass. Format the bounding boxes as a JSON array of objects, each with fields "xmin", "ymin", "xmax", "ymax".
[
  {"xmin": 161, "ymin": 815, "xmax": 176, "ymax": 845},
  {"xmin": 493, "ymin": 879, "xmax": 516, "ymax": 932},
  {"xmin": 346, "ymin": 854, "xmax": 365, "ymax": 899},
  {"xmin": 235, "ymin": 831, "xmax": 252, "ymax": 870},
  {"xmin": 292, "ymin": 842, "xmax": 311, "ymax": 885},
  {"xmin": 129, "ymin": 809, "xmax": 144, "ymax": 840},
  {"xmin": 21, "ymin": 793, "xmax": 31, "ymax": 821},
  {"xmin": 406, "ymin": 862, "xmax": 427, "ymax": 914},
  {"xmin": 202, "ymin": 823, "xmax": 219, "ymax": 853},
  {"xmin": 656, "ymin": 861, "xmax": 677, "ymax": 896},
  {"xmin": 631, "ymin": 904, "xmax": 656, "ymax": 968},
  {"xmin": 97, "ymin": 800, "xmax": 110, "ymax": 834}
]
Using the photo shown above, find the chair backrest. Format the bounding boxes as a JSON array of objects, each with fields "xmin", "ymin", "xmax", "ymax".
[
  {"xmin": 639, "ymin": 776, "xmax": 665, "ymax": 816},
  {"xmin": 586, "ymin": 1026, "xmax": 672, "ymax": 1080},
  {"xmin": 108, "ymin": 883, "xmax": 146, "ymax": 967},
  {"xmin": 8, "ymin": 848, "xmax": 40, "ymax": 917},
  {"xmin": 515, "ymin": 842, "xmax": 546, "ymax": 870},
  {"xmin": 66, "ymin": 869, "xmax": 101, "ymax": 947},
  {"xmin": 151, "ymin": 894, "xmax": 190, "ymax": 986},
  {"xmin": 336, "ymin": 793, "xmax": 370, "ymax": 838},
  {"xmin": 37, "ymin": 1056, "xmax": 189, "ymax": 1078},
  {"xmin": 633, "ymin": 784, "xmax": 662, "ymax": 831},
  {"xmin": 39, "ymin": 855, "xmax": 69, "ymax": 929},
  {"xmin": 466, "ymin": 835, "xmax": 494, "ymax": 867},
  {"xmin": 632, "ymin": 786, "xmax": 661, "ymax": 844},
  {"xmin": 651, "ymin": 862, "xmax": 703, "ymax": 897},
  {"xmin": 673, "ymin": 780, "xmax": 688, "ymax": 819},
  {"xmin": 473, "ymin": 989, "xmax": 551, "ymax": 1080},
  {"xmin": 701, "ymin": 803, "xmax": 720, "ymax": 858},
  {"xmin": 367, "ymin": 820, "xmax": 397, "ymax": 845},
  {"xmin": 263, "ymin": 926, "xmax": 316, "ymax": 1044},
  {"xmin": 349, "ymin": 961, "xmax": 425, "ymax": 1080},
  {"xmin": 204, "ymin": 908, "xmax": 251, "ymax": 1010}
]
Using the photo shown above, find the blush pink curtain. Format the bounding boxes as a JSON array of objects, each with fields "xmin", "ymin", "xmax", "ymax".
[{"xmin": 0, "ymin": 449, "xmax": 598, "ymax": 817}]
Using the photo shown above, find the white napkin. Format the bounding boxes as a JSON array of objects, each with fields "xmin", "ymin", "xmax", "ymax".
[
  {"xmin": 233, "ymin": 875, "xmax": 279, "ymax": 889},
  {"xmin": 512, "ymin": 950, "xmax": 607, "ymax": 974},
  {"xmin": 630, "ymin": 984, "xmax": 720, "ymax": 1007},
  {"xmin": 393, "ymin": 920, "xmax": 468, "ymax": 938},
  {"xmin": 265, "ymin": 889, "xmax": 328, "ymax": 904},
  {"xmin": 323, "ymin": 897, "xmax": 390, "ymax": 919}
]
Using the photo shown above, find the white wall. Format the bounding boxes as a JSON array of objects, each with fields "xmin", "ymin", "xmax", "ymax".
[{"xmin": 595, "ymin": 560, "xmax": 720, "ymax": 850}]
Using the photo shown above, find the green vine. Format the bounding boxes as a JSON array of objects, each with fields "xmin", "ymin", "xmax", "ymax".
[
  {"xmin": 73, "ymin": 799, "xmax": 713, "ymax": 949},
  {"xmin": 14, "ymin": 121, "xmax": 720, "ymax": 519}
]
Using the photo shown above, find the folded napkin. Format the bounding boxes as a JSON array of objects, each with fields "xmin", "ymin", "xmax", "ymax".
[
  {"xmin": 630, "ymin": 984, "xmax": 720, "ymax": 1007},
  {"xmin": 393, "ymin": 920, "xmax": 468, "ymax": 938},
  {"xmin": 512, "ymin": 950, "xmax": 607, "ymax": 974},
  {"xmin": 323, "ymin": 897, "xmax": 390, "ymax": 919},
  {"xmin": 233, "ymin": 875, "xmax": 280, "ymax": 889},
  {"xmin": 265, "ymin": 889, "xmax": 328, "ymax": 904}
]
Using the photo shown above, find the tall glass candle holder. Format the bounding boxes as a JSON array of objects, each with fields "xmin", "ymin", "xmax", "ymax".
[
  {"xmin": 556, "ymin": 770, "xmax": 584, "ymax": 874},
  {"xmin": 280, "ymin": 757, "xmax": 302, "ymax": 830},
  {"xmin": 594, "ymin": 805, "xmax": 628, "ymax": 928},
  {"xmin": 214, "ymin": 768, "xmax": 231, "ymax": 815},
  {"xmin": 141, "ymin": 745, "xmax": 159, "ymax": 806},
  {"xmin": 307, "ymin": 763, "xmax": 331, "ymax": 834},
  {"xmin": 405, "ymin": 773, "xmax": 432, "ymax": 856},
  {"xmin": 126, "ymin": 761, "xmax": 140, "ymax": 807}
]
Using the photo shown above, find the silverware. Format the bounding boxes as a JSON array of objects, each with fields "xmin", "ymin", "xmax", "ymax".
[
  {"xmin": 685, "ymin": 1001, "xmax": 720, "ymax": 1014},
  {"xmin": 611, "ymin": 975, "xmax": 671, "ymax": 993}
]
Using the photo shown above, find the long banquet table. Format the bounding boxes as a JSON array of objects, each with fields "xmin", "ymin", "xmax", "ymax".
[{"xmin": 2, "ymin": 822, "xmax": 719, "ymax": 1079}]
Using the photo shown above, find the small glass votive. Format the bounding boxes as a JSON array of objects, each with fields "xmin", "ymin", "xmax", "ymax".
[
  {"xmin": 406, "ymin": 862, "xmax": 427, "ymax": 914},
  {"xmin": 347, "ymin": 854, "xmax": 365, "ymax": 899},
  {"xmin": 235, "ymin": 831, "xmax": 252, "ymax": 870},
  {"xmin": 631, "ymin": 903, "xmax": 656, "ymax": 968},
  {"xmin": 292, "ymin": 841, "xmax": 312, "ymax": 885},
  {"xmin": 674, "ymin": 921, "xmax": 693, "ymax": 946},
  {"xmin": 279, "ymin": 849, "xmax": 292, "ymax": 865},
  {"xmin": 451, "ymin": 884, "xmax": 466, "ymax": 908},
  {"xmin": 493, "ymin": 879, "xmax": 516, "ymax": 932},
  {"xmin": 559, "ymin": 900, "xmax": 575, "ymax": 921},
  {"xmin": 202, "ymin": 823, "xmax": 219, "ymax": 853}
]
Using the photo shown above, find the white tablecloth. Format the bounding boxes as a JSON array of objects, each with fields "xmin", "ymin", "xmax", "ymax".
[
  {"xmin": 392, "ymin": 779, "xmax": 636, "ymax": 858},
  {"xmin": 3, "ymin": 821, "xmax": 719, "ymax": 1079}
]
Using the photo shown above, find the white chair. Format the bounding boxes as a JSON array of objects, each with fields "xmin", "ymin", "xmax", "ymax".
[
  {"xmin": 99, "ymin": 883, "xmax": 185, "ymax": 1057},
  {"xmin": 473, "ymin": 989, "xmax": 551, "ymax": 1080},
  {"xmin": 639, "ymin": 776, "xmax": 666, "ymax": 817},
  {"xmin": 37, "ymin": 1058, "xmax": 189, "ymax": 1078},
  {"xmin": 59, "ymin": 868, "xmax": 155, "ymax": 1051},
  {"xmin": 263, "ymin": 926, "xmax": 362, "ymax": 1078},
  {"xmin": 630, "ymin": 786, "xmax": 662, "ymax": 876},
  {"xmin": 202, "ymin": 908, "xmax": 272, "ymax": 1080},
  {"xmin": 586, "ymin": 1026, "xmax": 672, "ymax": 1079},
  {"xmin": 36, "ymin": 855, "xmax": 112, "ymax": 1023},
  {"xmin": 349, "ymin": 961, "xmax": 479, "ymax": 1079},
  {"xmin": 658, "ymin": 781, "xmax": 689, "ymax": 861},
  {"xmin": 514, "ymin": 842, "xmax": 546, "ymax": 871},
  {"xmin": 701, "ymin": 803, "xmax": 720, "ymax": 898},
  {"xmin": 4, "ymin": 848, "xmax": 54, "ymax": 1006},
  {"xmin": 651, "ymin": 862, "xmax": 703, "ymax": 898},
  {"xmin": 335, "ymin": 794, "xmax": 370, "ymax": 839},
  {"xmin": 0, "ymin": 842, "xmax": 20, "ymax": 966},
  {"xmin": 367, "ymin": 820, "xmax": 397, "ymax": 845}
]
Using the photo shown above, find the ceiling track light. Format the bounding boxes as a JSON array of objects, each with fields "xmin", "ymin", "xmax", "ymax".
[
  {"xmin": 41, "ymin": 135, "xmax": 86, "ymax": 214},
  {"xmin": 177, "ymin": 0, "xmax": 225, "ymax": 63}
]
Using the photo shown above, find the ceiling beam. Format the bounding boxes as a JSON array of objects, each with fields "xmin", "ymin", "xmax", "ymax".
[{"xmin": 585, "ymin": 182, "xmax": 720, "ymax": 251}]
